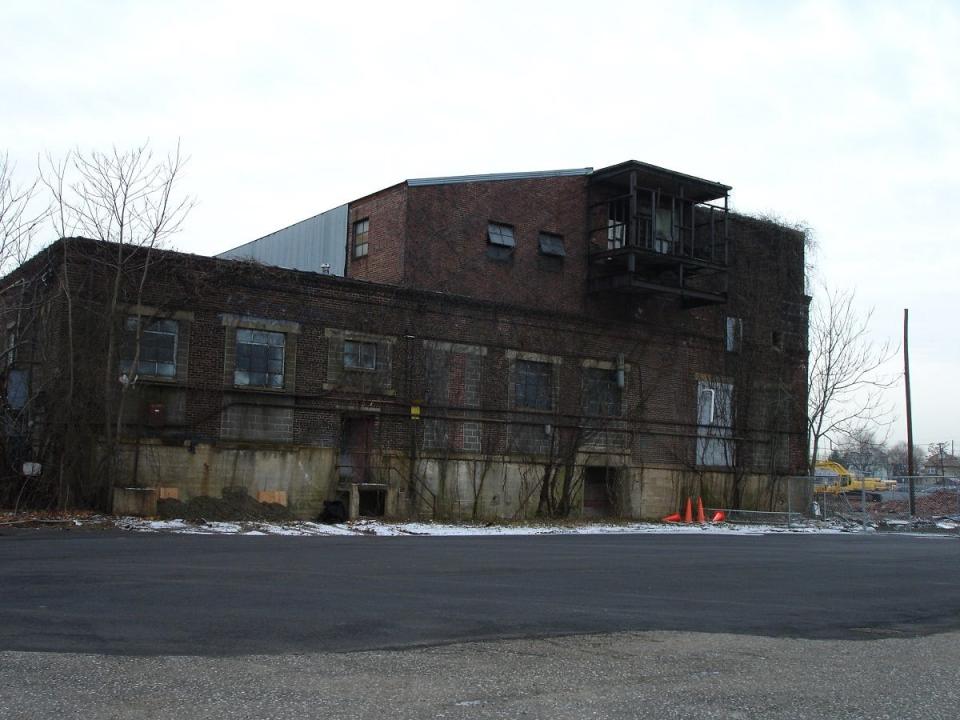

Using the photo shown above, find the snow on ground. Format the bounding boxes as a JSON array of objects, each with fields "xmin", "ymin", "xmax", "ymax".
[{"xmin": 116, "ymin": 517, "xmax": 859, "ymax": 537}]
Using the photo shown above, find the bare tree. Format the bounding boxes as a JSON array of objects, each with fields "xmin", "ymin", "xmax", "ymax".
[
  {"xmin": 1, "ymin": 142, "xmax": 195, "ymax": 509},
  {"xmin": 807, "ymin": 286, "xmax": 896, "ymax": 475},
  {"xmin": 829, "ymin": 427, "xmax": 889, "ymax": 476},
  {"xmin": 43, "ymin": 143, "xmax": 194, "ymax": 443},
  {"xmin": 0, "ymin": 152, "xmax": 44, "ymax": 277},
  {"xmin": 886, "ymin": 441, "xmax": 925, "ymax": 477}
]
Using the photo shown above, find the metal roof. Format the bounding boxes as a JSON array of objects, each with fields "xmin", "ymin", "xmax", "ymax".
[
  {"xmin": 216, "ymin": 204, "xmax": 348, "ymax": 276},
  {"xmin": 590, "ymin": 160, "xmax": 730, "ymax": 203},
  {"xmin": 407, "ymin": 167, "xmax": 593, "ymax": 187}
]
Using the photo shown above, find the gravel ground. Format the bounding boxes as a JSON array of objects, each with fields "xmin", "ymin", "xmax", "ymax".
[{"xmin": 2, "ymin": 630, "xmax": 958, "ymax": 720}]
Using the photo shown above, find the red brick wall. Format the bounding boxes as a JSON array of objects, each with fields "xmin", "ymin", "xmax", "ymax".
[
  {"xmin": 345, "ymin": 183, "xmax": 407, "ymax": 286},
  {"xmin": 403, "ymin": 176, "xmax": 590, "ymax": 314},
  {"xmin": 8, "ymin": 217, "xmax": 809, "ymax": 508}
]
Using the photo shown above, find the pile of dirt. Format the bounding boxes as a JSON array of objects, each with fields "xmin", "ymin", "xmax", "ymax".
[
  {"xmin": 157, "ymin": 489, "xmax": 292, "ymax": 522},
  {"xmin": 878, "ymin": 489, "xmax": 960, "ymax": 518}
]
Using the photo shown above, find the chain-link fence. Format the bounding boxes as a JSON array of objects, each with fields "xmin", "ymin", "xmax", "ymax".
[
  {"xmin": 703, "ymin": 475, "xmax": 960, "ymax": 532},
  {"xmin": 804, "ymin": 474, "xmax": 960, "ymax": 532}
]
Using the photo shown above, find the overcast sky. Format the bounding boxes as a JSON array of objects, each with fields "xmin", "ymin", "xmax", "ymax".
[{"xmin": 3, "ymin": 0, "xmax": 957, "ymax": 453}]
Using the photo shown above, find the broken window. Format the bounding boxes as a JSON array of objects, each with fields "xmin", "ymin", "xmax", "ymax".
[
  {"xmin": 235, "ymin": 328, "xmax": 285, "ymax": 388},
  {"xmin": 607, "ymin": 201, "xmax": 627, "ymax": 249},
  {"xmin": 696, "ymin": 379, "xmax": 734, "ymax": 467},
  {"xmin": 725, "ymin": 317, "xmax": 742, "ymax": 353},
  {"xmin": 122, "ymin": 317, "xmax": 178, "ymax": 378},
  {"xmin": 538, "ymin": 232, "xmax": 566, "ymax": 257},
  {"xmin": 487, "ymin": 222, "xmax": 516, "ymax": 248},
  {"xmin": 653, "ymin": 207, "xmax": 674, "ymax": 254},
  {"xmin": 514, "ymin": 359, "xmax": 552, "ymax": 411},
  {"xmin": 353, "ymin": 218, "xmax": 369, "ymax": 258},
  {"xmin": 583, "ymin": 368, "xmax": 621, "ymax": 417},
  {"xmin": 343, "ymin": 339, "xmax": 377, "ymax": 370}
]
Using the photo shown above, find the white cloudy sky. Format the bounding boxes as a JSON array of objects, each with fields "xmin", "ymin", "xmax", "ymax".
[{"xmin": 3, "ymin": 0, "xmax": 958, "ymax": 452}]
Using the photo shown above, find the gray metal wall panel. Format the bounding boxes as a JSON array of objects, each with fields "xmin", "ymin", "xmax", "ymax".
[{"xmin": 217, "ymin": 204, "xmax": 348, "ymax": 276}]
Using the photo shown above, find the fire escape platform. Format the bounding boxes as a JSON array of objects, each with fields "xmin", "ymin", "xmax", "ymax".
[{"xmin": 587, "ymin": 247, "xmax": 728, "ymax": 306}]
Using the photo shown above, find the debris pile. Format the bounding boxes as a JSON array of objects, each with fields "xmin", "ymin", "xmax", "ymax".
[
  {"xmin": 0, "ymin": 510, "xmax": 110, "ymax": 529},
  {"xmin": 157, "ymin": 489, "xmax": 292, "ymax": 522},
  {"xmin": 878, "ymin": 489, "xmax": 960, "ymax": 518}
]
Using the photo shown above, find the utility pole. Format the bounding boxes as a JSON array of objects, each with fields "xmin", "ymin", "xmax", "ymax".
[{"xmin": 904, "ymin": 309, "xmax": 915, "ymax": 516}]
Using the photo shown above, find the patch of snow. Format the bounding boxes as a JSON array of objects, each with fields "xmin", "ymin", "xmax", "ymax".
[{"xmin": 117, "ymin": 517, "xmax": 859, "ymax": 537}]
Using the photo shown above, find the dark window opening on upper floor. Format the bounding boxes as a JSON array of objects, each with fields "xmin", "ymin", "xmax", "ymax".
[
  {"xmin": 514, "ymin": 359, "xmax": 553, "ymax": 411},
  {"xmin": 353, "ymin": 218, "xmax": 369, "ymax": 258},
  {"xmin": 583, "ymin": 367, "xmax": 621, "ymax": 417},
  {"xmin": 235, "ymin": 328, "xmax": 285, "ymax": 388},
  {"xmin": 122, "ymin": 317, "xmax": 178, "ymax": 378},
  {"xmin": 538, "ymin": 232, "xmax": 566, "ymax": 257},
  {"xmin": 607, "ymin": 202, "xmax": 627, "ymax": 249},
  {"xmin": 343, "ymin": 339, "xmax": 377, "ymax": 370}
]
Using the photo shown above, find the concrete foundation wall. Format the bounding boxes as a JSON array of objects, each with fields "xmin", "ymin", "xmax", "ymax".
[
  {"xmin": 115, "ymin": 441, "xmax": 338, "ymax": 518},
  {"xmin": 116, "ymin": 441, "xmax": 797, "ymax": 522}
]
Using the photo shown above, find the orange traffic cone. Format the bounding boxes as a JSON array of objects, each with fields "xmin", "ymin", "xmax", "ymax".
[
  {"xmin": 662, "ymin": 512, "xmax": 682, "ymax": 523},
  {"xmin": 683, "ymin": 497, "xmax": 693, "ymax": 523},
  {"xmin": 712, "ymin": 511, "xmax": 726, "ymax": 523},
  {"xmin": 696, "ymin": 497, "xmax": 706, "ymax": 523}
]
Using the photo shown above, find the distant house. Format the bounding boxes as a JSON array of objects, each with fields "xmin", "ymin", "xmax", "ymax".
[
  {"xmin": 1, "ymin": 161, "xmax": 809, "ymax": 520},
  {"xmin": 922, "ymin": 453, "xmax": 960, "ymax": 479}
]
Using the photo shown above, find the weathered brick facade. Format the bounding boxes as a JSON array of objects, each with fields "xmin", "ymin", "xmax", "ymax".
[{"xmin": 1, "ymin": 162, "xmax": 809, "ymax": 521}]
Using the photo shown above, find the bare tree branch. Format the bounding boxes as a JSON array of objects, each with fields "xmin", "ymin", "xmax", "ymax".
[{"xmin": 808, "ymin": 284, "xmax": 898, "ymax": 474}]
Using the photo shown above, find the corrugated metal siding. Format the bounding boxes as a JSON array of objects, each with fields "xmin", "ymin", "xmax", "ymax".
[{"xmin": 217, "ymin": 204, "xmax": 348, "ymax": 276}]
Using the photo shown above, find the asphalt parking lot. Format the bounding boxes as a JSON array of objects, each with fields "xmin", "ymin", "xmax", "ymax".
[
  {"xmin": 1, "ymin": 530, "xmax": 958, "ymax": 655},
  {"xmin": 2, "ymin": 530, "xmax": 959, "ymax": 719}
]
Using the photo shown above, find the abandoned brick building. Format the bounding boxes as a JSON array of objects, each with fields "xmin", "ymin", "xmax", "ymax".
[{"xmin": 1, "ymin": 161, "xmax": 809, "ymax": 520}]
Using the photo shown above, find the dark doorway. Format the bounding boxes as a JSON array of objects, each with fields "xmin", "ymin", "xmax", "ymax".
[
  {"xmin": 583, "ymin": 466, "xmax": 618, "ymax": 518},
  {"xmin": 339, "ymin": 416, "xmax": 374, "ymax": 483},
  {"xmin": 358, "ymin": 487, "xmax": 386, "ymax": 517}
]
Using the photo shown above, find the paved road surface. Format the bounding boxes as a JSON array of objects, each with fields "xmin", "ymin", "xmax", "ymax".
[{"xmin": 1, "ymin": 530, "xmax": 958, "ymax": 655}]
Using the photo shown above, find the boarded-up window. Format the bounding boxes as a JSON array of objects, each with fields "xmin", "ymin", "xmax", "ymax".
[
  {"xmin": 514, "ymin": 360, "xmax": 552, "ymax": 411},
  {"xmin": 423, "ymin": 344, "xmax": 483, "ymax": 452},
  {"xmin": 583, "ymin": 368, "xmax": 621, "ymax": 417}
]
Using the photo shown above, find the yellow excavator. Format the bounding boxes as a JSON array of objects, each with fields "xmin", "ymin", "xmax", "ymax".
[{"xmin": 813, "ymin": 461, "xmax": 896, "ymax": 500}]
